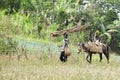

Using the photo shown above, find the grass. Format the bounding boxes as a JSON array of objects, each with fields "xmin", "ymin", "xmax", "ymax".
[{"xmin": 0, "ymin": 53, "xmax": 120, "ymax": 80}]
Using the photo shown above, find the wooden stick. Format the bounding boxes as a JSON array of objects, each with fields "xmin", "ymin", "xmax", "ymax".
[{"xmin": 50, "ymin": 23, "xmax": 90, "ymax": 37}]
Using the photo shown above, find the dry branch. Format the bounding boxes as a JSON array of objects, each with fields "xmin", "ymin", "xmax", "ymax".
[{"xmin": 50, "ymin": 23, "xmax": 91, "ymax": 37}]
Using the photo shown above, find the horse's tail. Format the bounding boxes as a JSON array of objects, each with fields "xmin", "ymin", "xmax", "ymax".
[{"xmin": 106, "ymin": 45, "xmax": 110, "ymax": 58}]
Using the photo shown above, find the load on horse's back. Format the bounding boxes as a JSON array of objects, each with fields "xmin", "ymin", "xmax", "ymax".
[
  {"xmin": 86, "ymin": 41, "xmax": 103, "ymax": 53},
  {"xmin": 60, "ymin": 32, "xmax": 71, "ymax": 62},
  {"xmin": 78, "ymin": 40, "xmax": 110, "ymax": 63}
]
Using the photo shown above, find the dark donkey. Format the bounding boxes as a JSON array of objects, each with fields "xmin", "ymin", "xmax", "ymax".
[{"xmin": 77, "ymin": 41, "xmax": 110, "ymax": 63}]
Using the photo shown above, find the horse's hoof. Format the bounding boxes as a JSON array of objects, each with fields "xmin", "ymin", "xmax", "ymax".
[
  {"xmin": 88, "ymin": 62, "xmax": 91, "ymax": 64},
  {"xmin": 87, "ymin": 60, "xmax": 91, "ymax": 64}
]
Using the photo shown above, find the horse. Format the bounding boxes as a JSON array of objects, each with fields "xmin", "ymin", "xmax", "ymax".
[{"xmin": 77, "ymin": 41, "xmax": 110, "ymax": 63}]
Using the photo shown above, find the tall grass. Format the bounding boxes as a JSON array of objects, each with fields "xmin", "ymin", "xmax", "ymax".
[{"xmin": 0, "ymin": 52, "xmax": 120, "ymax": 80}]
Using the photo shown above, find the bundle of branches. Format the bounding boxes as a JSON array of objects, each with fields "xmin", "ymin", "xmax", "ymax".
[
  {"xmin": 50, "ymin": 23, "xmax": 91, "ymax": 37},
  {"xmin": 85, "ymin": 41, "xmax": 103, "ymax": 53}
]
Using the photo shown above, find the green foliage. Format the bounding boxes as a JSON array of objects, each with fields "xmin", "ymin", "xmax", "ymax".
[
  {"xmin": 0, "ymin": 0, "xmax": 120, "ymax": 54},
  {"xmin": 0, "ymin": 38, "xmax": 6, "ymax": 52},
  {"xmin": 0, "ymin": 14, "xmax": 17, "ymax": 36},
  {"xmin": 104, "ymin": 10, "xmax": 118, "ymax": 25},
  {"xmin": 0, "ymin": 37, "xmax": 18, "ymax": 55},
  {"xmin": 55, "ymin": 10, "xmax": 67, "ymax": 24}
]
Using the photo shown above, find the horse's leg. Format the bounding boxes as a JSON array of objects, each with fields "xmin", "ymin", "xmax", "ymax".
[
  {"xmin": 103, "ymin": 46, "xmax": 110, "ymax": 63},
  {"xmin": 86, "ymin": 53, "xmax": 90, "ymax": 63},
  {"xmin": 89, "ymin": 53, "xmax": 92, "ymax": 63},
  {"xmin": 86, "ymin": 53, "xmax": 92, "ymax": 63},
  {"xmin": 99, "ymin": 53, "xmax": 102, "ymax": 62},
  {"xmin": 103, "ymin": 51, "xmax": 109, "ymax": 63}
]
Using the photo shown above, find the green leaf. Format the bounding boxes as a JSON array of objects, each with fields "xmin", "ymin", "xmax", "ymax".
[
  {"xmin": 107, "ymin": 29, "xmax": 118, "ymax": 33},
  {"xmin": 104, "ymin": 32, "xmax": 111, "ymax": 43},
  {"xmin": 101, "ymin": 23, "xmax": 106, "ymax": 33}
]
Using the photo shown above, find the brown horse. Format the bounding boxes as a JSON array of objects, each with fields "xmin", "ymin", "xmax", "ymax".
[{"xmin": 77, "ymin": 41, "xmax": 110, "ymax": 63}]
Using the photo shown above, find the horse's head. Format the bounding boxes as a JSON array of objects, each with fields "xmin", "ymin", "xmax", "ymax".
[{"xmin": 77, "ymin": 43, "xmax": 85, "ymax": 54}]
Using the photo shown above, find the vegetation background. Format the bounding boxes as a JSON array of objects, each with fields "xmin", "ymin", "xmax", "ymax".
[{"xmin": 0, "ymin": 0, "xmax": 120, "ymax": 53}]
